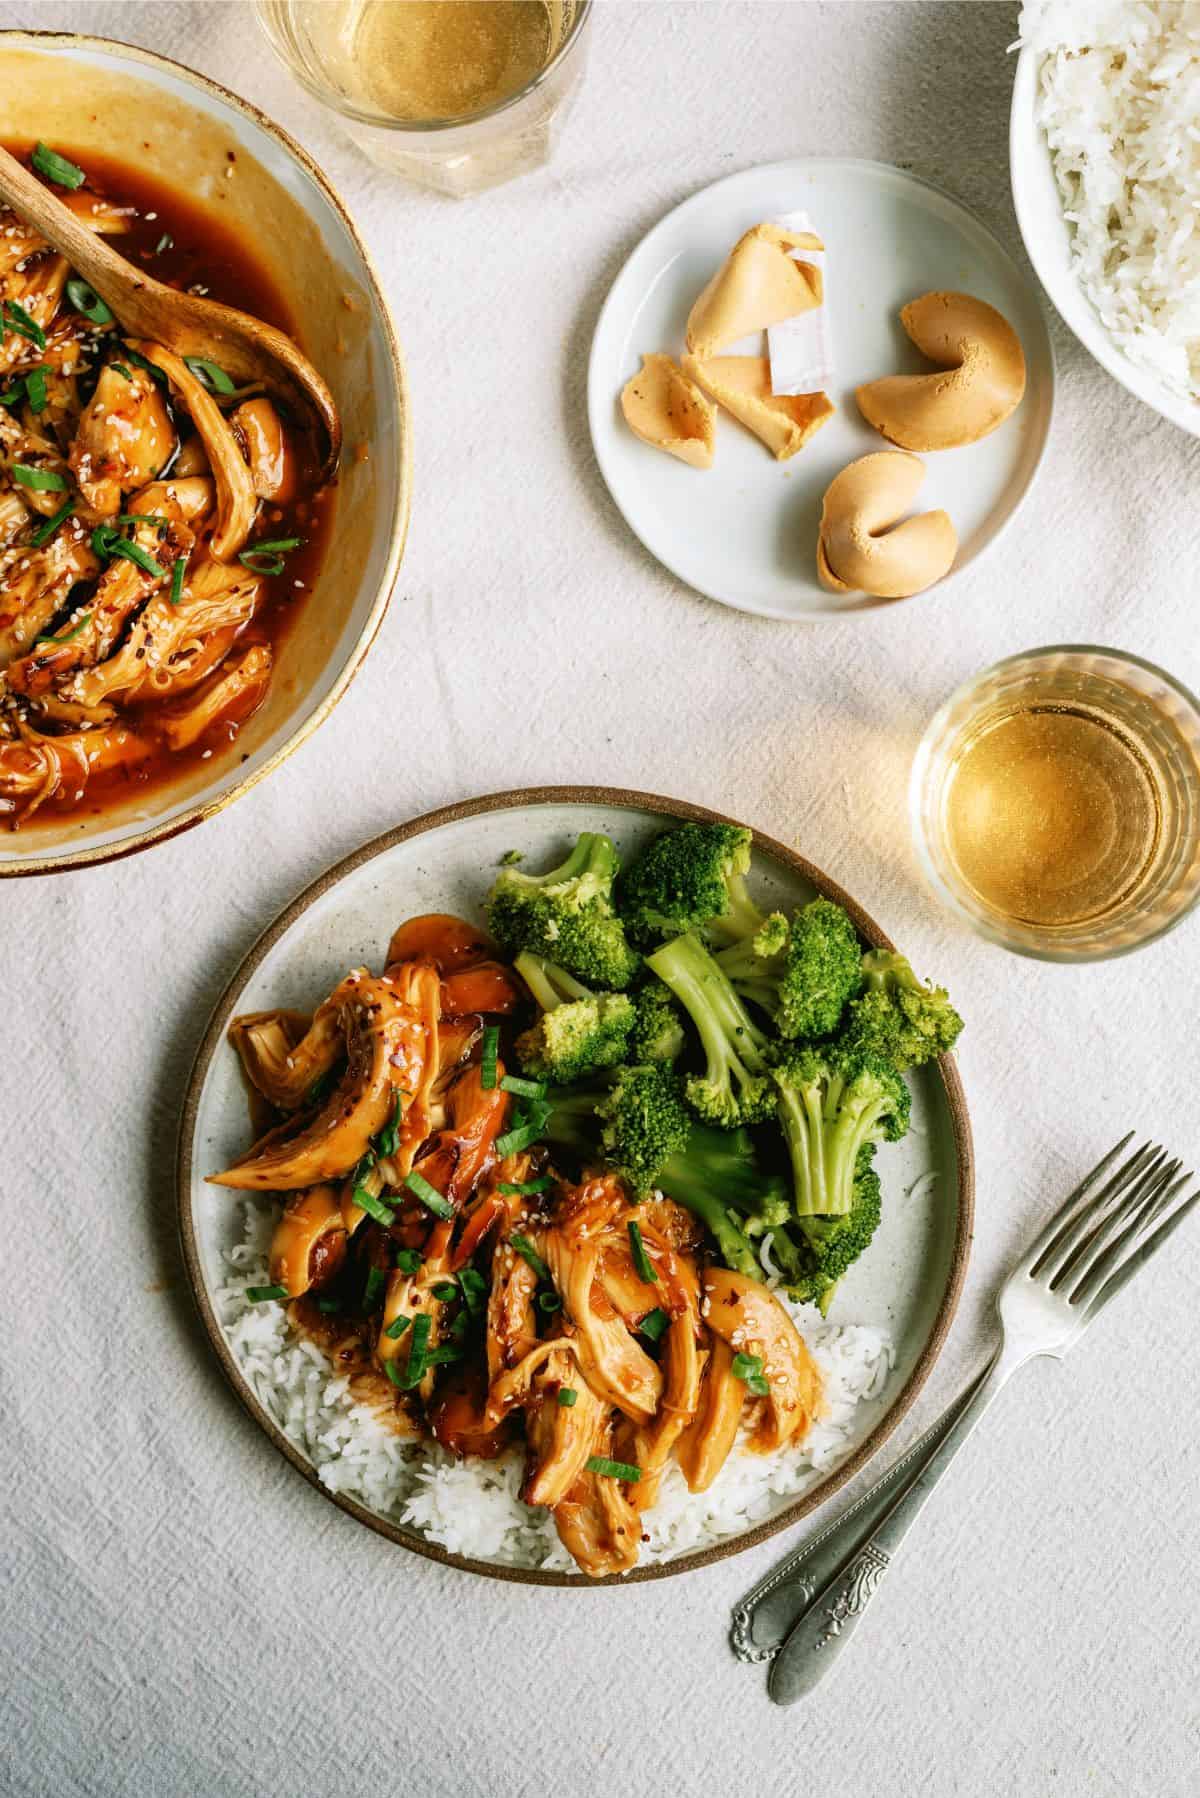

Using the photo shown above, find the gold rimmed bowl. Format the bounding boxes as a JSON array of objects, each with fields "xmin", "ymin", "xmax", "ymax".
[
  {"xmin": 0, "ymin": 33, "xmax": 411, "ymax": 875},
  {"xmin": 178, "ymin": 787, "xmax": 974, "ymax": 1586}
]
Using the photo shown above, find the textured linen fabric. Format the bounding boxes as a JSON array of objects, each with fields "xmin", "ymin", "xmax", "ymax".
[{"xmin": 2, "ymin": 4, "xmax": 1198, "ymax": 1794}]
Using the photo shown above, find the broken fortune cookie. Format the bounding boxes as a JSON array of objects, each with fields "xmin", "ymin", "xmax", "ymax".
[{"xmin": 620, "ymin": 353, "xmax": 717, "ymax": 468}]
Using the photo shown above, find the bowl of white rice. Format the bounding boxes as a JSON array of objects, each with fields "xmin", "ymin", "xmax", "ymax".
[{"xmin": 1011, "ymin": 1, "xmax": 1200, "ymax": 435}]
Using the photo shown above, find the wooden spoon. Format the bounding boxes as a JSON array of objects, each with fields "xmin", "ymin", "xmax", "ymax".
[{"xmin": 0, "ymin": 143, "xmax": 341, "ymax": 477}]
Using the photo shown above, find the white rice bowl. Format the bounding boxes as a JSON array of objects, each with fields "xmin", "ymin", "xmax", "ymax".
[
  {"xmin": 1019, "ymin": 0, "xmax": 1200, "ymax": 399},
  {"xmin": 218, "ymin": 1201, "xmax": 896, "ymax": 1573}
]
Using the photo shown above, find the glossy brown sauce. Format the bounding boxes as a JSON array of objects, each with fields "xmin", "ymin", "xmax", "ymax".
[{"xmin": 3, "ymin": 142, "xmax": 336, "ymax": 828}]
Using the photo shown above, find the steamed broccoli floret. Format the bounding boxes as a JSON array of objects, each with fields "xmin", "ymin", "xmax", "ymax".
[
  {"xmin": 618, "ymin": 822, "xmax": 761, "ymax": 947},
  {"xmin": 627, "ymin": 978, "xmax": 686, "ymax": 1064},
  {"xmin": 486, "ymin": 831, "xmax": 639, "ymax": 989},
  {"xmin": 541, "ymin": 1066, "xmax": 786, "ymax": 1278},
  {"xmin": 840, "ymin": 950, "xmax": 964, "ymax": 1069},
  {"xmin": 646, "ymin": 931, "xmax": 776, "ymax": 1128},
  {"xmin": 513, "ymin": 952, "xmax": 635, "ymax": 1084},
  {"xmin": 715, "ymin": 896, "xmax": 862, "ymax": 1040},
  {"xmin": 771, "ymin": 1148, "xmax": 883, "ymax": 1314},
  {"xmin": 772, "ymin": 1046, "xmax": 909, "ymax": 1218}
]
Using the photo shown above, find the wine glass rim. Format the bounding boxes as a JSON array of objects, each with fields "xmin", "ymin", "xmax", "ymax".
[
  {"xmin": 909, "ymin": 642, "xmax": 1200, "ymax": 963},
  {"xmin": 256, "ymin": 0, "xmax": 593, "ymax": 135}
]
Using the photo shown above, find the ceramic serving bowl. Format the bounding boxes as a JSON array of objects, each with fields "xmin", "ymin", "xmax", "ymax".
[
  {"xmin": 179, "ymin": 787, "xmax": 974, "ymax": 1586},
  {"xmin": 0, "ymin": 32, "xmax": 411, "ymax": 875},
  {"xmin": 1009, "ymin": 42, "xmax": 1200, "ymax": 439}
]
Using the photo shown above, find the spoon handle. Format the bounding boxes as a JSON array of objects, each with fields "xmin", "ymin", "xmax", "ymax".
[{"xmin": 0, "ymin": 143, "xmax": 141, "ymax": 313}]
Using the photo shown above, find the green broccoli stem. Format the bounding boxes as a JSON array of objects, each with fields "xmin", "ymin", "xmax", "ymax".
[
  {"xmin": 707, "ymin": 872, "xmax": 767, "ymax": 947},
  {"xmin": 821, "ymin": 1088, "xmax": 893, "ymax": 1217},
  {"xmin": 647, "ymin": 932, "xmax": 769, "ymax": 1075},
  {"xmin": 658, "ymin": 1159, "xmax": 761, "ymax": 1279},
  {"xmin": 514, "ymin": 951, "xmax": 590, "ymax": 1013},
  {"xmin": 860, "ymin": 949, "xmax": 918, "ymax": 992},
  {"xmin": 525, "ymin": 830, "xmax": 617, "ymax": 890},
  {"xmin": 777, "ymin": 1081, "xmax": 832, "ymax": 1216}
]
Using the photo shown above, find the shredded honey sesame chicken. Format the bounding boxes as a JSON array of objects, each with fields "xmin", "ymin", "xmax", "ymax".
[
  {"xmin": 0, "ymin": 140, "xmax": 335, "ymax": 824},
  {"xmin": 212, "ymin": 910, "xmax": 825, "ymax": 1578}
]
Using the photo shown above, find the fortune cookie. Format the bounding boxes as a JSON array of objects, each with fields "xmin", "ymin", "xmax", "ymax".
[
  {"xmin": 681, "ymin": 355, "xmax": 834, "ymax": 460},
  {"xmin": 620, "ymin": 354, "xmax": 717, "ymax": 469},
  {"xmin": 856, "ymin": 291, "xmax": 1026, "ymax": 451},
  {"xmin": 685, "ymin": 224, "xmax": 823, "ymax": 359},
  {"xmin": 817, "ymin": 452, "xmax": 957, "ymax": 600}
]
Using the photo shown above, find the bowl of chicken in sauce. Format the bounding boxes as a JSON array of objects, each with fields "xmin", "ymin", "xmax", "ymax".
[{"xmin": 0, "ymin": 34, "xmax": 409, "ymax": 873}]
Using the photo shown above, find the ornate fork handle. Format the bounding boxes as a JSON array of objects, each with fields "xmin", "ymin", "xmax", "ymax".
[
  {"xmin": 730, "ymin": 1362, "xmax": 991, "ymax": 1663},
  {"xmin": 768, "ymin": 1344, "xmax": 1016, "ymax": 1704}
]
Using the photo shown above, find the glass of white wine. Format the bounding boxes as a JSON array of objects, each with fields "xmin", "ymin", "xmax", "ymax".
[
  {"xmin": 255, "ymin": 0, "xmax": 592, "ymax": 196},
  {"xmin": 911, "ymin": 646, "xmax": 1200, "ymax": 961}
]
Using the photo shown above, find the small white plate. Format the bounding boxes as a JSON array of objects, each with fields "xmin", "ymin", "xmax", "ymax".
[{"xmin": 588, "ymin": 158, "xmax": 1054, "ymax": 621}]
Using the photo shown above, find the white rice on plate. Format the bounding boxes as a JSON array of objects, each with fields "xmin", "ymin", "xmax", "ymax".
[
  {"xmin": 217, "ymin": 1201, "xmax": 895, "ymax": 1572},
  {"xmin": 1020, "ymin": 1, "xmax": 1200, "ymax": 398}
]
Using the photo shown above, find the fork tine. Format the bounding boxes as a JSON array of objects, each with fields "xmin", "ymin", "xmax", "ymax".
[
  {"xmin": 1028, "ymin": 1142, "xmax": 1163, "ymax": 1284},
  {"xmin": 1077, "ymin": 1175, "xmax": 1199, "ymax": 1317},
  {"xmin": 1017, "ymin": 1133, "xmax": 1138, "ymax": 1273},
  {"xmin": 1060, "ymin": 1159, "xmax": 1181, "ymax": 1299}
]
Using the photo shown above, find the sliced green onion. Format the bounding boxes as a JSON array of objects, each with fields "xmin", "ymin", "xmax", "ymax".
[
  {"xmin": 35, "ymin": 609, "xmax": 91, "ymax": 647},
  {"xmin": 730, "ymin": 1352, "xmax": 764, "ymax": 1383},
  {"xmin": 494, "ymin": 1123, "xmax": 543, "ymax": 1158},
  {"xmin": 110, "ymin": 362, "xmax": 133, "ymax": 381},
  {"xmin": 398, "ymin": 1312, "xmax": 432, "ymax": 1386},
  {"xmin": 457, "ymin": 1267, "xmax": 487, "ymax": 1313},
  {"xmin": 246, "ymin": 1283, "xmax": 288, "ymax": 1303},
  {"xmin": 316, "ymin": 1297, "xmax": 341, "ymax": 1314},
  {"xmin": 585, "ymin": 1456, "xmax": 641, "ymax": 1483},
  {"xmin": 169, "ymin": 552, "xmax": 187, "ymax": 605},
  {"xmin": 363, "ymin": 1264, "xmax": 388, "ymax": 1309},
  {"xmin": 65, "ymin": 278, "xmax": 114, "ymax": 326},
  {"xmin": 499, "ymin": 849, "xmax": 523, "ymax": 866},
  {"xmin": 154, "ymin": 232, "xmax": 173, "ymax": 255},
  {"xmin": 353, "ymin": 1186, "xmax": 395, "ymax": 1227},
  {"xmin": 627, "ymin": 1219, "xmax": 659, "ymax": 1285},
  {"xmin": 394, "ymin": 1247, "xmax": 423, "ymax": 1275},
  {"xmin": 12, "ymin": 464, "xmax": 65, "ymax": 492},
  {"xmin": 404, "ymin": 1169, "xmax": 454, "ymax": 1219},
  {"xmin": 509, "ymin": 1233, "xmax": 550, "ymax": 1282},
  {"xmin": 121, "ymin": 345, "xmax": 167, "ymax": 385},
  {"xmin": 352, "ymin": 1147, "xmax": 378, "ymax": 1184},
  {"xmin": 498, "ymin": 1176, "xmax": 553, "ymax": 1197},
  {"xmin": 184, "ymin": 355, "xmax": 236, "ymax": 394},
  {"xmin": 479, "ymin": 1024, "xmax": 500, "ymax": 1090},
  {"xmin": 744, "ymin": 1373, "xmax": 770, "ymax": 1397},
  {"xmin": 424, "ymin": 1344, "xmax": 465, "ymax": 1367},
  {"xmin": 32, "ymin": 142, "xmax": 85, "ymax": 188},
  {"xmin": 557, "ymin": 1388, "xmax": 578, "ymax": 1409},
  {"xmin": 536, "ymin": 1290, "xmax": 562, "ymax": 1314},
  {"xmin": 384, "ymin": 1356, "xmax": 407, "ymax": 1389},
  {"xmin": 432, "ymin": 1281, "xmax": 459, "ymax": 1301},
  {"xmin": 0, "ymin": 384, "xmax": 21, "ymax": 407},
  {"xmin": 500, "ymin": 1074, "xmax": 548, "ymax": 1100},
  {"xmin": 3, "ymin": 301, "xmax": 46, "ymax": 349},
  {"xmin": 24, "ymin": 368, "xmax": 47, "ymax": 413},
  {"xmin": 377, "ymin": 1089, "xmax": 405, "ymax": 1158},
  {"xmin": 639, "ymin": 1307, "xmax": 669, "ymax": 1343},
  {"xmin": 107, "ymin": 538, "xmax": 166, "ymax": 579},
  {"xmin": 385, "ymin": 1312, "xmax": 412, "ymax": 1341},
  {"xmin": 30, "ymin": 500, "xmax": 74, "ymax": 548}
]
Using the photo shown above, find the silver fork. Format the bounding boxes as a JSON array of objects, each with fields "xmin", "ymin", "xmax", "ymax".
[{"xmin": 766, "ymin": 1135, "xmax": 1198, "ymax": 1706}]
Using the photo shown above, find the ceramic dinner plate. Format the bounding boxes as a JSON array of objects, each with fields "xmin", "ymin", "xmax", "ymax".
[
  {"xmin": 178, "ymin": 788, "xmax": 972, "ymax": 1585},
  {"xmin": 588, "ymin": 158, "xmax": 1054, "ymax": 620}
]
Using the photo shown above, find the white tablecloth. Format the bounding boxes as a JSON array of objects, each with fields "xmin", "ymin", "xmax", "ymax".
[{"xmin": 4, "ymin": 4, "xmax": 1197, "ymax": 1794}]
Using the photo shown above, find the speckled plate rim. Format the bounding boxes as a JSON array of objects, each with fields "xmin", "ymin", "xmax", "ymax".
[
  {"xmin": 0, "ymin": 30, "xmax": 412, "ymax": 878},
  {"xmin": 177, "ymin": 786, "xmax": 974, "ymax": 1587}
]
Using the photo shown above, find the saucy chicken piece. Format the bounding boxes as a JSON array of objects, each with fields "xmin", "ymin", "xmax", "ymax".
[
  {"xmin": 630, "ymin": 1303, "xmax": 706, "ymax": 1511},
  {"xmin": 209, "ymin": 975, "xmax": 428, "ymax": 1190},
  {"xmin": 269, "ymin": 1184, "xmax": 346, "ymax": 1298},
  {"xmin": 159, "ymin": 643, "xmax": 272, "ymax": 753},
  {"xmin": 231, "ymin": 397, "xmax": 296, "ymax": 503},
  {"xmin": 0, "ymin": 193, "xmax": 132, "ymax": 374},
  {"xmin": 229, "ymin": 981, "xmax": 356, "ymax": 1113},
  {"xmin": 675, "ymin": 1338, "xmax": 745, "ymax": 1493},
  {"xmin": 523, "ymin": 1344, "xmax": 608, "ymax": 1508},
  {"xmin": 0, "ymin": 717, "xmax": 150, "ymax": 822},
  {"xmin": 429, "ymin": 1367, "xmax": 511, "ymax": 1460},
  {"xmin": 378, "ymin": 1216, "xmax": 454, "ymax": 1403},
  {"xmin": 702, "ymin": 1266, "xmax": 824, "ymax": 1453},
  {"xmin": 551, "ymin": 1422, "xmax": 641, "ymax": 1578},
  {"xmin": 128, "ymin": 341, "xmax": 257, "ymax": 560},
  {"xmin": 0, "ymin": 526, "xmax": 98, "ymax": 668},
  {"xmin": 68, "ymin": 362, "xmax": 176, "ymax": 517},
  {"xmin": 542, "ymin": 1179, "xmax": 663, "ymax": 1425}
]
